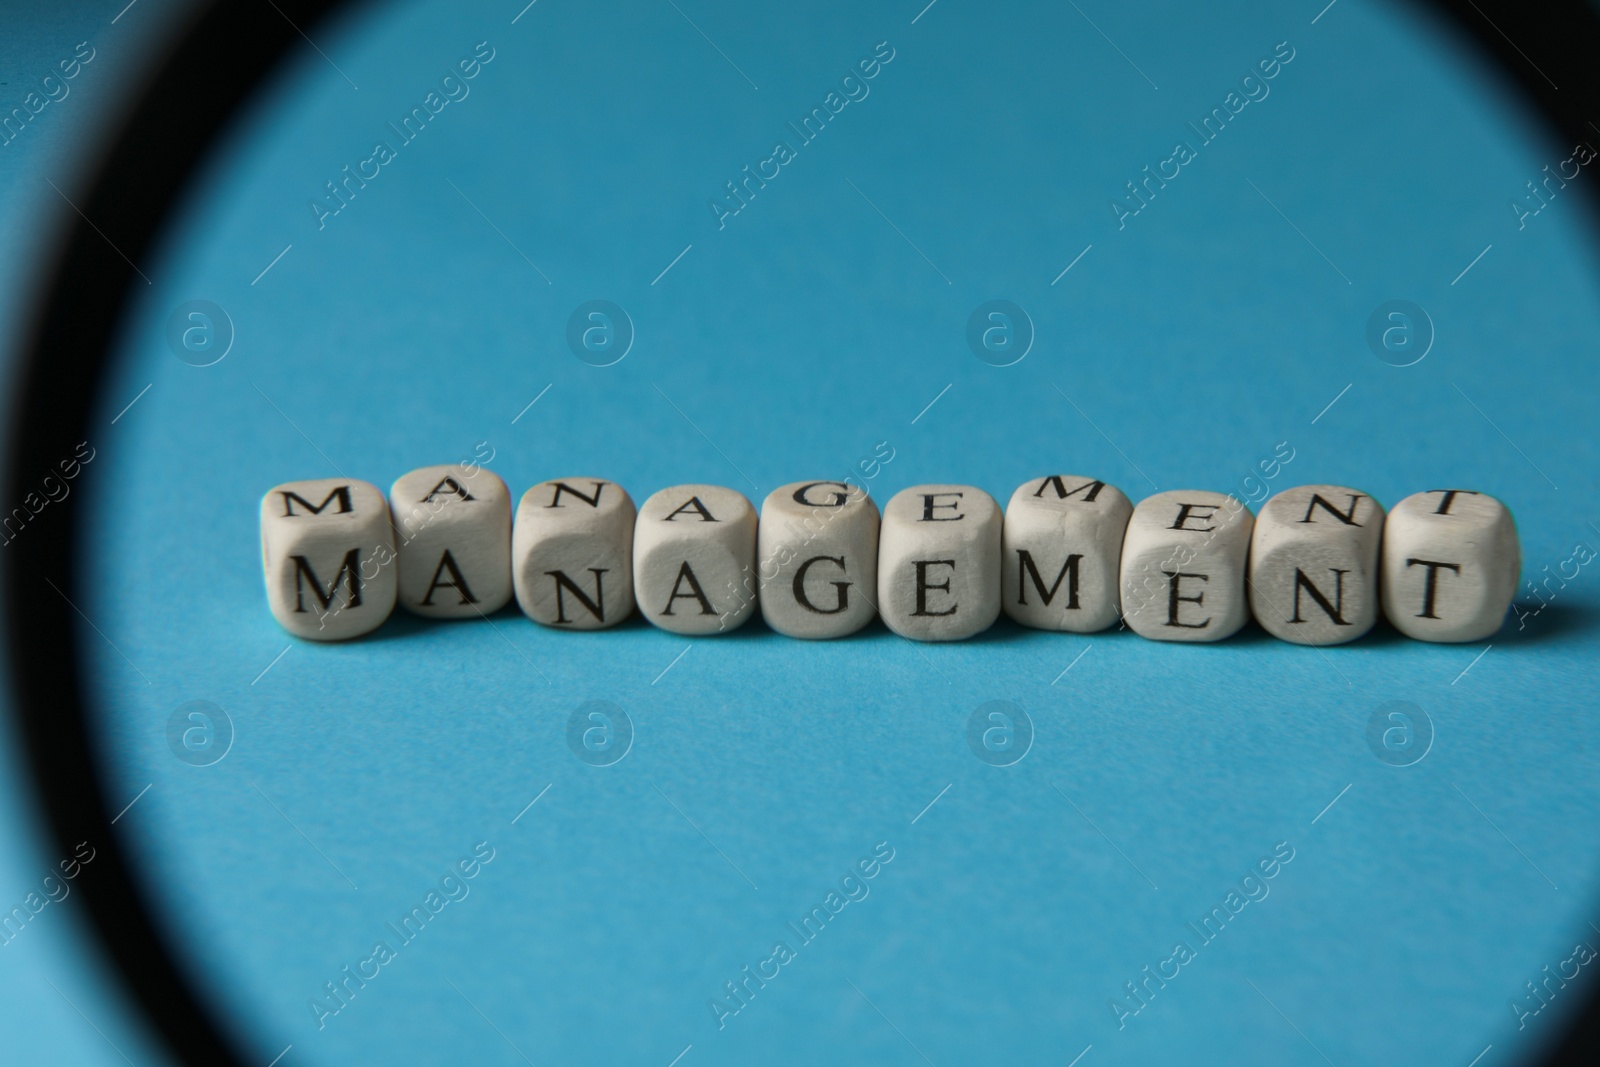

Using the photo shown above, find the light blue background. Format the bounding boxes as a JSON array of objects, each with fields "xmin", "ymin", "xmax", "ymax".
[{"xmin": 32, "ymin": 0, "xmax": 1600, "ymax": 1064}]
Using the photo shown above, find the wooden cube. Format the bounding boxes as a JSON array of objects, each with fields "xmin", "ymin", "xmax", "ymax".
[
  {"xmin": 877, "ymin": 485, "xmax": 1002, "ymax": 641},
  {"xmin": 260, "ymin": 478, "xmax": 396, "ymax": 640},
  {"xmin": 1002, "ymin": 475, "xmax": 1132, "ymax": 632},
  {"xmin": 1248, "ymin": 485, "xmax": 1384, "ymax": 644},
  {"xmin": 1120, "ymin": 490, "xmax": 1253, "ymax": 642},
  {"xmin": 390, "ymin": 464, "xmax": 512, "ymax": 618},
  {"xmin": 512, "ymin": 478, "xmax": 637, "ymax": 630},
  {"xmin": 634, "ymin": 485, "xmax": 758, "ymax": 635},
  {"xmin": 758, "ymin": 481, "xmax": 880, "ymax": 639},
  {"xmin": 1381, "ymin": 489, "xmax": 1520, "ymax": 642}
]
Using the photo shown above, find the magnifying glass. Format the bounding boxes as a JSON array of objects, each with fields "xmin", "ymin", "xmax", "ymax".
[{"xmin": 8, "ymin": 0, "xmax": 1600, "ymax": 1063}]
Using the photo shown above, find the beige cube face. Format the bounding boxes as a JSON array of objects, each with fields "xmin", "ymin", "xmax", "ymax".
[
  {"xmin": 512, "ymin": 478, "xmax": 637, "ymax": 630},
  {"xmin": 1248, "ymin": 485, "xmax": 1384, "ymax": 645},
  {"xmin": 1381, "ymin": 489, "xmax": 1520, "ymax": 642},
  {"xmin": 758, "ymin": 481, "xmax": 881, "ymax": 639},
  {"xmin": 1120, "ymin": 490, "xmax": 1253, "ymax": 642},
  {"xmin": 260, "ymin": 478, "xmax": 396, "ymax": 641},
  {"xmin": 1002, "ymin": 475, "xmax": 1132, "ymax": 632},
  {"xmin": 877, "ymin": 485, "xmax": 1002, "ymax": 642},
  {"xmin": 390, "ymin": 465, "xmax": 512, "ymax": 619},
  {"xmin": 634, "ymin": 485, "xmax": 758, "ymax": 635}
]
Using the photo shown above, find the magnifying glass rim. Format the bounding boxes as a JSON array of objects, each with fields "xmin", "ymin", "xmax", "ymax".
[{"xmin": 4, "ymin": 1, "xmax": 1598, "ymax": 1064}]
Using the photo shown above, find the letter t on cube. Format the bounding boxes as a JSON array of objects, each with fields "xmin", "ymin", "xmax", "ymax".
[
  {"xmin": 260, "ymin": 478, "xmax": 396, "ymax": 640},
  {"xmin": 1381, "ymin": 489, "xmax": 1519, "ymax": 642}
]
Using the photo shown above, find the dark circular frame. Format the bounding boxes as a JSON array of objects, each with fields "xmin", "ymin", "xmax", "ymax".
[{"xmin": 4, "ymin": 1, "xmax": 1597, "ymax": 1063}]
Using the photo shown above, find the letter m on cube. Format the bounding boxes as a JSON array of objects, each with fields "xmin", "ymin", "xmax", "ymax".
[{"xmin": 260, "ymin": 479, "xmax": 396, "ymax": 641}]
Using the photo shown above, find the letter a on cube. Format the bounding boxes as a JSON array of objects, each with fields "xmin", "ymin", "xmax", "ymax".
[
  {"xmin": 390, "ymin": 464, "xmax": 512, "ymax": 618},
  {"xmin": 261, "ymin": 478, "xmax": 396, "ymax": 640},
  {"xmin": 513, "ymin": 478, "xmax": 637, "ymax": 630},
  {"xmin": 634, "ymin": 485, "xmax": 758, "ymax": 635},
  {"xmin": 1248, "ymin": 485, "xmax": 1383, "ymax": 644},
  {"xmin": 1120, "ymin": 490, "xmax": 1252, "ymax": 642}
]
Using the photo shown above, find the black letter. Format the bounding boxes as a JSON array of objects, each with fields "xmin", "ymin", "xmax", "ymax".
[
  {"xmin": 792, "ymin": 482, "xmax": 850, "ymax": 508},
  {"xmin": 421, "ymin": 477, "xmax": 474, "ymax": 502},
  {"xmin": 912, "ymin": 560, "xmax": 957, "ymax": 615},
  {"xmin": 1289, "ymin": 568, "xmax": 1350, "ymax": 624},
  {"xmin": 421, "ymin": 550, "xmax": 477, "ymax": 606},
  {"xmin": 920, "ymin": 493, "xmax": 964, "ymax": 521},
  {"xmin": 1016, "ymin": 550, "xmax": 1082, "ymax": 608},
  {"xmin": 546, "ymin": 569, "xmax": 607, "ymax": 623},
  {"xmin": 1405, "ymin": 558, "xmax": 1460, "ymax": 618},
  {"xmin": 1170, "ymin": 503, "xmax": 1218, "ymax": 531},
  {"xmin": 546, "ymin": 481, "xmax": 606, "ymax": 508},
  {"xmin": 281, "ymin": 486, "xmax": 353, "ymax": 517},
  {"xmin": 793, "ymin": 556, "xmax": 850, "ymax": 614},
  {"xmin": 1427, "ymin": 489, "xmax": 1480, "ymax": 515},
  {"xmin": 1164, "ymin": 570, "xmax": 1210, "ymax": 627},
  {"xmin": 662, "ymin": 562, "xmax": 715, "ymax": 615},
  {"xmin": 664, "ymin": 497, "xmax": 718, "ymax": 522},
  {"xmin": 1299, "ymin": 493, "xmax": 1363, "ymax": 525},
  {"xmin": 291, "ymin": 549, "xmax": 361, "ymax": 612},
  {"xmin": 1032, "ymin": 477, "xmax": 1105, "ymax": 503}
]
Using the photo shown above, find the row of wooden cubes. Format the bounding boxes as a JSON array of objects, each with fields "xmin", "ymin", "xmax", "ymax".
[{"xmin": 260, "ymin": 466, "xmax": 1519, "ymax": 644}]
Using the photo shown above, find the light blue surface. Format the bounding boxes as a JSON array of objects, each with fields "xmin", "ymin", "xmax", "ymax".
[{"xmin": 63, "ymin": 0, "xmax": 1600, "ymax": 1064}]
